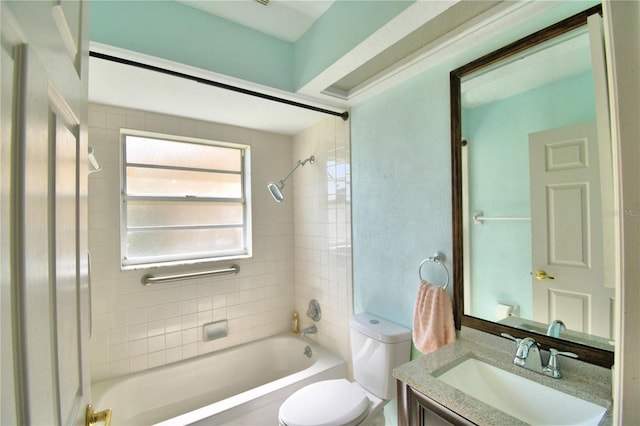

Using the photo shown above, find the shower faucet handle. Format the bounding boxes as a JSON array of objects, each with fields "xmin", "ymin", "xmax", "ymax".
[{"xmin": 307, "ymin": 299, "xmax": 321, "ymax": 322}]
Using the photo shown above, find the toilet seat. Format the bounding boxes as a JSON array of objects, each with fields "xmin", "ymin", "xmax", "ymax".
[{"xmin": 279, "ymin": 379, "xmax": 371, "ymax": 426}]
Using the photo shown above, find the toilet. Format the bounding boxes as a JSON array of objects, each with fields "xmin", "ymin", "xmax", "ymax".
[{"xmin": 278, "ymin": 313, "xmax": 411, "ymax": 426}]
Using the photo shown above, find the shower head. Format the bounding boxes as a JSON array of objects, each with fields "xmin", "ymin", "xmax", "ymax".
[
  {"xmin": 267, "ymin": 155, "xmax": 315, "ymax": 202},
  {"xmin": 267, "ymin": 182, "xmax": 284, "ymax": 202}
]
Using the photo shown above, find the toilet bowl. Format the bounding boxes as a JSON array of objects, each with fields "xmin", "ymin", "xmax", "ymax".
[{"xmin": 278, "ymin": 313, "xmax": 411, "ymax": 426}]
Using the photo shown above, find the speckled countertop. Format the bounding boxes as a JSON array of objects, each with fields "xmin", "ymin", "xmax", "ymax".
[{"xmin": 393, "ymin": 327, "xmax": 613, "ymax": 425}]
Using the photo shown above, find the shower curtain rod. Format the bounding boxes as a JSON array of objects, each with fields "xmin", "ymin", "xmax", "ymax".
[{"xmin": 90, "ymin": 51, "xmax": 349, "ymax": 121}]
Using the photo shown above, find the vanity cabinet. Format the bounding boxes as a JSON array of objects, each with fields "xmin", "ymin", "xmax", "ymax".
[{"xmin": 397, "ymin": 380, "xmax": 476, "ymax": 426}]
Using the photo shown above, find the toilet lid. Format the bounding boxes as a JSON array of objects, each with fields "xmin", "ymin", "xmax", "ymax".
[{"xmin": 279, "ymin": 379, "xmax": 370, "ymax": 426}]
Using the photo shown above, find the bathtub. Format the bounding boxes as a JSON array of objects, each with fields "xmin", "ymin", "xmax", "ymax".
[{"xmin": 91, "ymin": 333, "xmax": 347, "ymax": 425}]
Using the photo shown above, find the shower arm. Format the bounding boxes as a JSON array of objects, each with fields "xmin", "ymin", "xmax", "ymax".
[{"xmin": 276, "ymin": 156, "xmax": 314, "ymax": 189}]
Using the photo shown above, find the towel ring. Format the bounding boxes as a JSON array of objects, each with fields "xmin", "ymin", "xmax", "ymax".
[{"xmin": 418, "ymin": 252, "xmax": 449, "ymax": 290}]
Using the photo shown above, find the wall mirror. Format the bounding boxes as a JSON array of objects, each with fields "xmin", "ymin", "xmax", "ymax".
[{"xmin": 451, "ymin": 5, "xmax": 614, "ymax": 367}]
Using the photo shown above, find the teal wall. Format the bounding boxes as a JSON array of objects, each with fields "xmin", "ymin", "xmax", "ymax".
[
  {"xmin": 294, "ymin": 1, "xmax": 413, "ymax": 90},
  {"xmin": 465, "ymin": 71, "xmax": 596, "ymax": 321},
  {"xmin": 351, "ymin": 62, "xmax": 453, "ymax": 330},
  {"xmin": 90, "ymin": 0, "xmax": 412, "ymax": 92},
  {"xmin": 89, "ymin": 0, "xmax": 601, "ymax": 359},
  {"xmin": 350, "ymin": 1, "xmax": 599, "ymax": 360},
  {"xmin": 90, "ymin": 0, "xmax": 294, "ymax": 90}
]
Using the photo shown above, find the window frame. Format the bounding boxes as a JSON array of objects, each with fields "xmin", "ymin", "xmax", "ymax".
[{"xmin": 119, "ymin": 129, "xmax": 252, "ymax": 270}]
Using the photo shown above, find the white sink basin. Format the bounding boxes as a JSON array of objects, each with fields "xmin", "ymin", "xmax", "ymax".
[{"xmin": 436, "ymin": 358, "xmax": 607, "ymax": 425}]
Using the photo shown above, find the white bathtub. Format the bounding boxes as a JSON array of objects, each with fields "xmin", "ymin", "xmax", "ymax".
[{"xmin": 91, "ymin": 333, "xmax": 346, "ymax": 425}]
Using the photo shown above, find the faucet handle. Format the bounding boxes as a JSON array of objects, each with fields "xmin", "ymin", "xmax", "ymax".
[
  {"xmin": 544, "ymin": 348, "xmax": 579, "ymax": 378},
  {"xmin": 548, "ymin": 348, "xmax": 578, "ymax": 360}
]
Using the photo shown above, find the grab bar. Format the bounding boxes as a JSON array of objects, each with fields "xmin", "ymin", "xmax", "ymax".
[
  {"xmin": 141, "ymin": 264, "xmax": 240, "ymax": 286},
  {"xmin": 473, "ymin": 210, "xmax": 530, "ymax": 225}
]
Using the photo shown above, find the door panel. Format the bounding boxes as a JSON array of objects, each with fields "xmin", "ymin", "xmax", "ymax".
[
  {"xmin": 52, "ymin": 109, "xmax": 82, "ymax": 425},
  {"xmin": 548, "ymin": 289, "xmax": 590, "ymax": 333},
  {"xmin": 530, "ymin": 121, "xmax": 614, "ymax": 339},
  {"xmin": 1, "ymin": 2, "xmax": 90, "ymax": 425},
  {"xmin": 20, "ymin": 43, "xmax": 59, "ymax": 425},
  {"xmin": 547, "ymin": 183, "xmax": 590, "ymax": 267},
  {"xmin": 1, "ymin": 13, "xmax": 18, "ymax": 426}
]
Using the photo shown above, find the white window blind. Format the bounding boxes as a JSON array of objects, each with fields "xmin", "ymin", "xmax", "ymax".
[{"xmin": 121, "ymin": 130, "xmax": 251, "ymax": 269}]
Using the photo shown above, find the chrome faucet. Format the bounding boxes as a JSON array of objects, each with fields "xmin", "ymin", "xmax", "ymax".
[
  {"xmin": 513, "ymin": 337, "xmax": 543, "ymax": 371},
  {"xmin": 547, "ymin": 319, "xmax": 566, "ymax": 338},
  {"xmin": 300, "ymin": 325, "xmax": 317, "ymax": 336},
  {"xmin": 502, "ymin": 333, "xmax": 578, "ymax": 379}
]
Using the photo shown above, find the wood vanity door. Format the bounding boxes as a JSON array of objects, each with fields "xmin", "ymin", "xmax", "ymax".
[{"xmin": 397, "ymin": 381, "xmax": 476, "ymax": 426}]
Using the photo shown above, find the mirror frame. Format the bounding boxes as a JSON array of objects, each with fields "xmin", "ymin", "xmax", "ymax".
[{"xmin": 450, "ymin": 4, "xmax": 614, "ymax": 368}]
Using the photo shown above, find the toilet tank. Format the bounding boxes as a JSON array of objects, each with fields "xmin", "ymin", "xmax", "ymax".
[{"xmin": 350, "ymin": 313, "xmax": 411, "ymax": 400}]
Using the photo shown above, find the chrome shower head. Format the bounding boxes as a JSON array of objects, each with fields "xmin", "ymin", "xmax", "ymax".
[
  {"xmin": 267, "ymin": 155, "xmax": 314, "ymax": 202},
  {"xmin": 267, "ymin": 182, "xmax": 284, "ymax": 202}
]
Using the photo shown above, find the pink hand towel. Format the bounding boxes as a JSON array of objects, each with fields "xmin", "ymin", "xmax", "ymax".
[{"xmin": 412, "ymin": 280, "xmax": 456, "ymax": 354}]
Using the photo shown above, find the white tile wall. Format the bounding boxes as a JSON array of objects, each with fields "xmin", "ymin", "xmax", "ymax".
[
  {"xmin": 88, "ymin": 105, "xmax": 352, "ymax": 382},
  {"xmin": 293, "ymin": 116, "xmax": 353, "ymax": 367},
  {"xmin": 88, "ymin": 104, "xmax": 297, "ymax": 381}
]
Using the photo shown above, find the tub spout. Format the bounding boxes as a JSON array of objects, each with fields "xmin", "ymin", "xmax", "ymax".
[{"xmin": 300, "ymin": 325, "xmax": 317, "ymax": 336}]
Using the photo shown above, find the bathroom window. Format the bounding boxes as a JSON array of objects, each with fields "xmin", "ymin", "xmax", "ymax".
[{"xmin": 120, "ymin": 130, "xmax": 252, "ymax": 269}]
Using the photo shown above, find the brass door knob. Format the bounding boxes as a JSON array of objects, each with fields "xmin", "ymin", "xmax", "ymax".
[
  {"xmin": 87, "ymin": 404, "xmax": 112, "ymax": 426},
  {"xmin": 535, "ymin": 270, "xmax": 555, "ymax": 280}
]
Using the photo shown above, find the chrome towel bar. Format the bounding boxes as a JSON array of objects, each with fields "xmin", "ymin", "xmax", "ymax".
[
  {"xmin": 473, "ymin": 210, "xmax": 531, "ymax": 225},
  {"xmin": 141, "ymin": 264, "xmax": 240, "ymax": 286}
]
